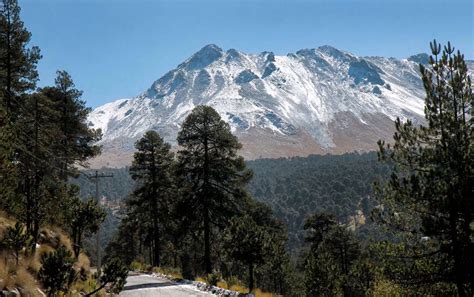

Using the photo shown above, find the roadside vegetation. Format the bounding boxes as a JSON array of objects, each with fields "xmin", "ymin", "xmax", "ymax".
[{"xmin": 0, "ymin": 0, "xmax": 128, "ymax": 295}]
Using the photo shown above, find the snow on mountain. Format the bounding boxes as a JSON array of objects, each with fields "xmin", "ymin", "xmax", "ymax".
[{"xmin": 87, "ymin": 45, "xmax": 465, "ymax": 168}]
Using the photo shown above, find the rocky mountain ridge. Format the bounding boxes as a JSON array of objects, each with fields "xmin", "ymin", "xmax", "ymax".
[{"xmin": 87, "ymin": 44, "xmax": 472, "ymax": 168}]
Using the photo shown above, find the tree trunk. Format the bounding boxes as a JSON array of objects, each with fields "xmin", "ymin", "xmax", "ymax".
[
  {"xmin": 153, "ymin": 215, "xmax": 160, "ymax": 267},
  {"xmin": 31, "ymin": 219, "xmax": 39, "ymax": 255},
  {"xmin": 149, "ymin": 246, "xmax": 153, "ymax": 265},
  {"xmin": 72, "ymin": 228, "xmax": 79, "ymax": 258},
  {"xmin": 450, "ymin": 207, "xmax": 466, "ymax": 297},
  {"xmin": 248, "ymin": 262, "xmax": 254, "ymax": 293},
  {"xmin": 204, "ymin": 209, "xmax": 211, "ymax": 274}
]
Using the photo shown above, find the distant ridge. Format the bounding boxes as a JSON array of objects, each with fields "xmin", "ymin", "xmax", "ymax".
[{"xmin": 87, "ymin": 44, "xmax": 474, "ymax": 168}]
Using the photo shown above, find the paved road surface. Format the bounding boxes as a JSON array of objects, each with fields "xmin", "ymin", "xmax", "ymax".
[{"xmin": 120, "ymin": 273, "xmax": 215, "ymax": 297}]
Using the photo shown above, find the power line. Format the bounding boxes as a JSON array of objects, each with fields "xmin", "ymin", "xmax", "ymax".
[{"xmin": 86, "ymin": 170, "xmax": 113, "ymax": 274}]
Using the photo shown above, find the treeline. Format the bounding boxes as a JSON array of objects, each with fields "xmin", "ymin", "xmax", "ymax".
[
  {"xmin": 247, "ymin": 152, "xmax": 389, "ymax": 255},
  {"xmin": 0, "ymin": 0, "xmax": 127, "ymax": 295},
  {"xmin": 76, "ymin": 153, "xmax": 390, "ymax": 258}
]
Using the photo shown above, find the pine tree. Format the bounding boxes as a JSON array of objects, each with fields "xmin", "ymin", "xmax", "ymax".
[
  {"xmin": 68, "ymin": 197, "xmax": 106, "ymax": 258},
  {"xmin": 41, "ymin": 70, "xmax": 101, "ymax": 180},
  {"xmin": 129, "ymin": 130, "xmax": 174, "ymax": 267},
  {"xmin": 15, "ymin": 92, "xmax": 59, "ymax": 252},
  {"xmin": 303, "ymin": 213, "xmax": 362, "ymax": 296},
  {"xmin": 375, "ymin": 40, "xmax": 473, "ymax": 295},
  {"xmin": 3, "ymin": 222, "xmax": 29, "ymax": 265},
  {"xmin": 0, "ymin": 0, "xmax": 41, "ymax": 117},
  {"xmin": 304, "ymin": 212, "xmax": 337, "ymax": 251},
  {"xmin": 85, "ymin": 258, "xmax": 128, "ymax": 296},
  {"xmin": 39, "ymin": 246, "xmax": 76, "ymax": 297},
  {"xmin": 0, "ymin": 0, "xmax": 40, "ymax": 218},
  {"xmin": 176, "ymin": 105, "xmax": 252, "ymax": 273},
  {"xmin": 223, "ymin": 216, "xmax": 267, "ymax": 293}
]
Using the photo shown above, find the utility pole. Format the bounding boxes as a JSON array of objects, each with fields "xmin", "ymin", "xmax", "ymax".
[{"xmin": 87, "ymin": 170, "xmax": 113, "ymax": 275}]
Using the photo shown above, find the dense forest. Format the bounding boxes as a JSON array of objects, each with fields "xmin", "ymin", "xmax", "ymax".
[
  {"xmin": 247, "ymin": 153, "xmax": 389, "ymax": 254},
  {"xmin": 73, "ymin": 152, "xmax": 390, "ymax": 256}
]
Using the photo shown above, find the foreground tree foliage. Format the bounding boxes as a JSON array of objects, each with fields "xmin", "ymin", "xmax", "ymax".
[
  {"xmin": 129, "ymin": 130, "xmax": 175, "ymax": 267},
  {"xmin": 3, "ymin": 222, "xmax": 29, "ymax": 265},
  {"xmin": 41, "ymin": 70, "xmax": 101, "ymax": 180},
  {"xmin": 85, "ymin": 258, "xmax": 129, "ymax": 296},
  {"xmin": 303, "ymin": 213, "xmax": 369, "ymax": 296},
  {"xmin": 0, "ymin": 0, "xmax": 40, "ymax": 221},
  {"xmin": 223, "ymin": 215, "xmax": 267, "ymax": 293},
  {"xmin": 375, "ymin": 40, "xmax": 473, "ymax": 295},
  {"xmin": 106, "ymin": 106, "xmax": 301, "ymax": 295},
  {"xmin": 176, "ymin": 105, "xmax": 253, "ymax": 273},
  {"xmin": 68, "ymin": 195, "xmax": 106, "ymax": 258},
  {"xmin": 39, "ymin": 246, "xmax": 76, "ymax": 297},
  {"xmin": 0, "ymin": 1, "xmax": 126, "ymax": 295}
]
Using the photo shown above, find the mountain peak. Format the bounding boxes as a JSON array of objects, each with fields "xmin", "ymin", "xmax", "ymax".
[
  {"xmin": 407, "ymin": 53, "xmax": 430, "ymax": 65},
  {"xmin": 183, "ymin": 44, "xmax": 224, "ymax": 70},
  {"xmin": 317, "ymin": 45, "xmax": 348, "ymax": 59},
  {"xmin": 199, "ymin": 43, "xmax": 223, "ymax": 53}
]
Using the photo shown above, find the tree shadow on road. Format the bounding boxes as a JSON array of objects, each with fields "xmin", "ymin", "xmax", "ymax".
[{"xmin": 122, "ymin": 282, "xmax": 179, "ymax": 291}]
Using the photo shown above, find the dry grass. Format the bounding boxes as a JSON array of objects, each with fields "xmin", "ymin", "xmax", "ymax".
[
  {"xmin": 212, "ymin": 278, "xmax": 275, "ymax": 297},
  {"xmin": 0, "ymin": 260, "xmax": 40, "ymax": 297},
  {"xmin": 216, "ymin": 280, "xmax": 228, "ymax": 289},
  {"xmin": 253, "ymin": 289, "xmax": 275, "ymax": 297},
  {"xmin": 25, "ymin": 244, "xmax": 54, "ymax": 274},
  {"xmin": 76, "ymin": 252, "xmax": 91, "ymax": 272},
  {"xmin": 229, "ymin": 284, "xmax": 249, "ymax": 293},
  {"xmin": 71, "ymin": 276, "xmax": 105, "ymax": 297},
  {"xmin": 0, "ymin": 259, "xmax": 15, "ymax": 290},
  {"xmin": 195, "ymin": 276, "xmax": 206, "ymax": 283},
  {"xmin": 68, "ymin": 276, "xmax": 106, "ymax": 297},
  {"xmin": 57, "ymin": 230, "xmax": 73, "ymax": 251},
  {"xmin": 40, "ymin": 225, "xmax": 73, "ymax": 251},
  {"xmin": 130, "ymin": 260, "xmax": 145, "ymax": 271},
  {"xmin": 0, "ymin": 213, "xmax": 91, "ymax": 296},
  {"xmin": 153, "ymin": 267, "xmax": 183, "ymax": 281},
  {"xmin": 15, "ymin": 267, "xmax": 39, "ymax": 296}
]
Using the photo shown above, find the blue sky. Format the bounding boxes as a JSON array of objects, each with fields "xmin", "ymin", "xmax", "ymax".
[{"xmin": 20, "ymin": 0, "xmax": 473, "ymax": 108}]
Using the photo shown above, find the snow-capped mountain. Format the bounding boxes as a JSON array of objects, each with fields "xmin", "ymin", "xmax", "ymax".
[{"xmin": 87, "ymin": 44, "xmax": 468, "ymax": 168}]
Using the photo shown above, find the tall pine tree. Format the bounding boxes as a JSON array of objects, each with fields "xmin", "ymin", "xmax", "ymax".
[
  {"xmin": 41, "ymin": 70, "xmax": 101, "ymax": 181},
  {"xmin": 177, "ymin": 105, "xmax": 252, "ymax": 273},
  {"xmin": 376, "ymin": 41, "xmax": 473, "ymax": 296},
  {"xmin": 0, "ymin": 0, "xmax": 40, "ymax": 214},
  {"xmin": 0, "ymin": 0, "xmax": 40, "ymax": 116},
  {"xmin": 129, "ymin": 130, "xmax": 175, "ymax": 267}
]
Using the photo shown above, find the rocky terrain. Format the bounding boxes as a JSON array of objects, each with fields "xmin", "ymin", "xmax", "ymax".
[{"xmin": 87, "ymin": 44, "xmax": 472, "ymax": 168}]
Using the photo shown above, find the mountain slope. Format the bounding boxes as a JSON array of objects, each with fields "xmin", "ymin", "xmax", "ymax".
[{"xmin": 88, "ymin": 45, "xmax": 465, "ymax": 168}]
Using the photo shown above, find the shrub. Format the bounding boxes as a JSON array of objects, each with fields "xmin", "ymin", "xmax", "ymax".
[
  {"xmin": 39, "ymin": 246, "xmax": 76, "ymax": 297},
  {"xmin": 85, "ymin": 258, "xmax": 128, "ymax": 296},
  {"xmin": 130, "ymin": 260, "xmax": 144, "ymax": 271},
  {"xmin": 205, "ymin": 271, "xmax": 221, "ymax": 286},
  {"xmin": 3, "ymin": 222, "xmax": 29, "ymax": 265}
]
